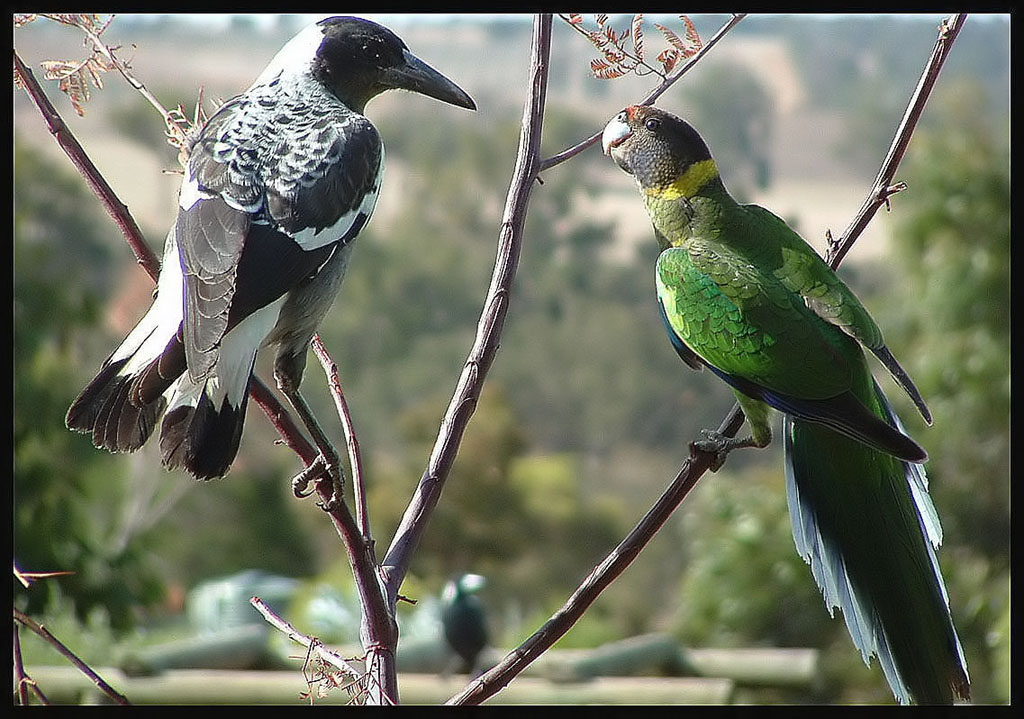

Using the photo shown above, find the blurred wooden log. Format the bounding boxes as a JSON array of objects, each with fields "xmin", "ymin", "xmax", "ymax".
[
  {"xmin": 26, "ymin": 638, "xmax": 817, "ymax": 704},
  {"xmin": 686, "ymin": 647, "xmax": 820, "ymax": 688},
  {"xmin": 517, "ymin": 634, "xmax": 819, "ymax": 689},
  {"xmin": 526, "ymin": 633, "xmax": 689, "ymax": 681},
  {"xmin": 394, "ymin": 636, "xmax": 451, "ymax": 673},
  {"xmin": 392, "ymin": 634, "xmax": 820, "ymax": 688},
  {"xmin": 24, "ymin": 666, "xmax": 734, "ymax": 705},
  {"xmin": 119, "ymin": 625, "xmax": 270, "ymax": 675},
  {"xmin": 411, "ymin": 674, "xmax": 736, "ymax": 705}
]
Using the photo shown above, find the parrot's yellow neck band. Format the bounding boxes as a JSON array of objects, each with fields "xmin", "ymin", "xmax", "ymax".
[{"xmin": 646, "ymin": 159, "xmax": 718, "ymax": 200}]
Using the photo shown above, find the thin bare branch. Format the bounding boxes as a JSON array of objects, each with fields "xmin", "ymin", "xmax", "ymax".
[
  {"xmin": 312, "ymin": 335, "xmax": 370, "ymax": 538},
  {"xmin": 250, "ymin": 595, "xmax": 363, "ymax": 680},
  {"xmin": 14, "ymin": 565, "xmax": 75, "ymax": 589},
  {"xmin": 13, "ymin": 609, "xmax": 131, "ymax": 705},
  {"xmin": 380, "ymin": 14, "xmax": 553, "ymax": 602},
  {"xmin": 828, "ymin": 13, "xmax": 967, "ymax": 268}
]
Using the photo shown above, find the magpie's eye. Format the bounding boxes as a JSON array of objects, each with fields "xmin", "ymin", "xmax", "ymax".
[{"xmin": 645, "ymin": 117, "xmax": 661, "ymax": 132}]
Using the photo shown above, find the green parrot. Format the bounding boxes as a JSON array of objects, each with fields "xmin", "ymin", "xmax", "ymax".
[{"xmin": 602, "ymin": 105, "xmax": 969, "ymax": 705}]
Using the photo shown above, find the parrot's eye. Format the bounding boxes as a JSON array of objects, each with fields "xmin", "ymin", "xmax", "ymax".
[{"xmin": 645, "ymin": 117, "xmax": 661, "ymax": 132}]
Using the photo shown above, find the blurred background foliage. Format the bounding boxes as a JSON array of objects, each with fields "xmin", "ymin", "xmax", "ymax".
[{"xmin": 14, "ymin": 14, "xmax": 1008, "ymax": 703}]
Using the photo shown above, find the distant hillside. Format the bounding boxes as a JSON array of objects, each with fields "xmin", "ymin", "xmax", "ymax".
[{"xmin": 14, "ymin": 13, "xmax": 1009, "ymax": 254}]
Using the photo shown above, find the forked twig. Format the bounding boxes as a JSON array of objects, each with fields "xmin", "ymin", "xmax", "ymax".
[{"xmin": 250, "ymin": 595, "xmax": 363, "ymax": 680}]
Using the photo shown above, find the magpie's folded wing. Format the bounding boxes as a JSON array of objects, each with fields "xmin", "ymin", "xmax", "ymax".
[{"xmin": 175, "ymin": 97, "xmax": 383, "ymax": 380}]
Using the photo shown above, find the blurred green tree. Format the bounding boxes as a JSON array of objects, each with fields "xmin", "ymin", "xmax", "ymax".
[
  {"xmin": 366, "ymin": 384, "xmax": 628, "ymax": 636},
  {"xmin": 880, "ymin": 78, "xmax": 1010, "ymax": 704},
  {"xmin": 13, "ymin": 143, "xmax": 166, "ymax": 628},
  {"xmin": 680, "ymin": 61, "xmax": 775, "ymax": 197},
  {"xmin": 673, "ymin": 466, "xmax": 828, "ymax": 648}
]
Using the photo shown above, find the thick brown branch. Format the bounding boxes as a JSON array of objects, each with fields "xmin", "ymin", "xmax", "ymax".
[
  {"xmin": 309, "ymin": 475, "xmax": 397, "ymax": 703},
  {"xmin": 14, "ymin": 49, "xmax": 157, "ymax": 279}
]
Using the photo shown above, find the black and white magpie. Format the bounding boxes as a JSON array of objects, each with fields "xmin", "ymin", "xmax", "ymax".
[{"xmin": 66, "ymin": 16, "xmax": 476, "ymax": 480}]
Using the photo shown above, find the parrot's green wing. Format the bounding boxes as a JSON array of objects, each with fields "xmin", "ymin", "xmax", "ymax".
[
  {"xmin": 745, "ymin": 205, "xmax": 931, "ymax": 423},
  {"xmin": 655, "ymin": 229, "xmax": 926, "ymax": 463},
  {"xmin": 742, "ymin": 204, "xmax": 885, "ymax": 348},
  {"xmin": 655, "ymin": 242, "xmax": 859, "ymax": 401}
]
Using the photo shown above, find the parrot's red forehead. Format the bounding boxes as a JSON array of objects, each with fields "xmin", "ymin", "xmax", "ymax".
[{"xmin": 624, "ymin": 105, "xmax": 642, "ymax": 121}]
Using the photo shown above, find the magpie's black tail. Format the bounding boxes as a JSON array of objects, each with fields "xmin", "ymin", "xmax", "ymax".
[
  {"xmin": 67, "ymin": 324, "xmax": 185, "ymax": 454},
  {"xmin": 67, "ymin": 320, "xmax": 254, "ymax": 480}
]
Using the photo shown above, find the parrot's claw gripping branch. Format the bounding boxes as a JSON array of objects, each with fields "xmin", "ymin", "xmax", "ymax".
[{"xmin": 690, "ymin": 429, "xmax": 761, "ymax": 472}]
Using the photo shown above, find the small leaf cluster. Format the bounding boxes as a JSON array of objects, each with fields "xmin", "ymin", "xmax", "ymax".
[
  {"xmin": 15, "ymin": 14, "xmax": 116, "ymax": 116},
  {"xmin": 562, "ymin": 13, "xmax": 702, "ymax": 79}
]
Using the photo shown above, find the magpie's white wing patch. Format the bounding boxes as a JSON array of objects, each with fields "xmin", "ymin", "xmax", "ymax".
[
  {"xmin": 278, "ymin": 147, "xmax": 383, "ymax": 250},
  {"xmin": 178, "ymin": 169, "xmax": 215, "ymax": 211},
  {"xmin": 110, "ymin": 229, "xmax": 185, "ymax": 375}
]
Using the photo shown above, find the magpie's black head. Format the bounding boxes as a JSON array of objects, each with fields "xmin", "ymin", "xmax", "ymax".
[{"xmin": 261, "ymin": 16, "xmax": 476, "ymax": 114}]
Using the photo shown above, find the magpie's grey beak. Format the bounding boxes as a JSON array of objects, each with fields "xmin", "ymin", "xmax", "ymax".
[{"xmin": 386, "ymin": 49, "xmax": 476, "ymax": 110}]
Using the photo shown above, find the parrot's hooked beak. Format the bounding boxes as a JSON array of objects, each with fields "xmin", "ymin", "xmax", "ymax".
[{"xmin": 602, "ymin": 114, "xmax": 632, "ymax": 155}]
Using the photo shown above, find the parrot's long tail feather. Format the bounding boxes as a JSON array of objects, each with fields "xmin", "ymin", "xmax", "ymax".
[{"xmin": 783, "ymin": 380, "xmax": 969, "ymax": 704}]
